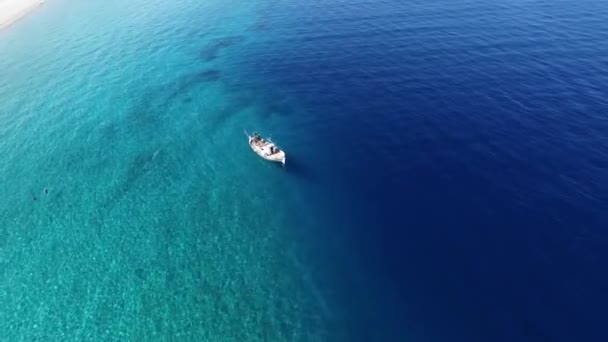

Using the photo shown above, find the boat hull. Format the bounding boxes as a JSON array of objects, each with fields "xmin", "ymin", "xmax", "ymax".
[{"xmin": 248, "ymin": 135, "xmax": 286, "ymax": 165}]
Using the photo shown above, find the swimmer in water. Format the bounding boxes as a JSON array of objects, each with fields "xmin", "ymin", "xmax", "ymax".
[{"xmin": 44, "ymin": 188, "xmax": 48, "ymax": 195}]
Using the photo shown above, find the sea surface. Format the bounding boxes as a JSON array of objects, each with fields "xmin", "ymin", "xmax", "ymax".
[{"xmin": 1, "ymin": 0, "xmax": 608, "ymax": 341}]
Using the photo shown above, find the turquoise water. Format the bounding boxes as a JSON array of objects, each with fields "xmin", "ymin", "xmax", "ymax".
[
  {"xmin": 7, "ymin": 0, "xmax": 605, "ymax": 340},
  {"xmin": 0, "ymin": 0, "xmax": 354, "ymax": 340}
]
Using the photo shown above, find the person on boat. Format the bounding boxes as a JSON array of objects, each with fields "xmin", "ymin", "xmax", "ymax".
[
  {"xmin": 263, "ymin": 146, "xmax": 270, "ymax": 156},
  {"xmin": 253, "ymin": 133, "xmax": 262, "ymax": 143}
]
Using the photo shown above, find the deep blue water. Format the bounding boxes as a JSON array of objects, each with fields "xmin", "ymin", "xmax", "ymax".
[
  {"xmin": 251, "ymin": 0, "xmax": 608, "ymax": 340},
  {"xmin": 2, "ymin": 0, "xmax": 608, "ymax": 340}
]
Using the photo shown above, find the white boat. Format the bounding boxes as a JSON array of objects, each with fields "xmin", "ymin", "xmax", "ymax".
[{"xmin": 247, "ymin": 132, "xmax": 286, "ymax": 165}]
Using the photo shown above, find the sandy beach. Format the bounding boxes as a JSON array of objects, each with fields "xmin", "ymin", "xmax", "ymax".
[{"xmin": 0, "ymin": 0, "xmax": 44, "ymax": 30}]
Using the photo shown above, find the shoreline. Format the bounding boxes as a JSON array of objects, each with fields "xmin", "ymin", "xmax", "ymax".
[{"xmin": 0, "ymin": 0, "xmax": 44, "ymax": 31}]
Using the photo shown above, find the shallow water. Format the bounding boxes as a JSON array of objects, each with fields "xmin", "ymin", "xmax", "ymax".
[{"xmin": 0, "ymin": 0, "xmax": 352, "ymax": 340}]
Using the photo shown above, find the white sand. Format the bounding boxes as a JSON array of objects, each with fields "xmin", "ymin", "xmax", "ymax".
[{"xmin": 0, "ymin": 0, "xmax": 44, "ymax": 30}]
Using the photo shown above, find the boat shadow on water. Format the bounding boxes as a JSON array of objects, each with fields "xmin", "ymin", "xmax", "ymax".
[{"xmin": 283, "ymin": 156, "xmax": 318, "ymax": 183}]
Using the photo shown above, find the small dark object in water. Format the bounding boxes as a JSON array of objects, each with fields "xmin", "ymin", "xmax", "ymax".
[
  {"xmin": 196, "ymin": 70, "xmax": 221, "ymax": 82},
  {"xmin": 198, "ymin": 36, "xmax": 244, "ymax": 61},
  {"xmin": 135, "ymin": 268, "xmax": 146, "ymax": 280},
  {"xmin": 44, "ymin": 188, "xmax": 49, "ymax": 195},
  {"xmin": 32, "ymin": 196, "xmax": 37, "ymax": 201}
]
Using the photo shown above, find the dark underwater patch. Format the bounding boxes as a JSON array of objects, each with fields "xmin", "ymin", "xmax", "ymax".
[
  {"xmin": 195, "ymin": 69, "xmax": 222, "ymax": 82},
  {"xmin": 175, "ymin": 69, "xmax": 222, "ymax": 93},
  {"xmin": 199, "ymin": 36, "xmax": 244, "ymax": 61},
  {"xmin": 203, "ymin": 91, "xmax": 257, "ymax": 132},
  {"xmin": 165, "ymin": 69, "xmax": 222, "ymax": 104},
  {"xmin": 134, "ymin": 268, "xmax": 146, "ymax": 280},
  {"xmin": 121, "ymin": 152, "xmax": 157, "ymax": 193},
  {"xmin": 125, "ymin": 68, "xmax": 221, "ymax": 132},
  {"xmin": 186, "ymin": 28, "xmax": 211, "ymax": 39},
  {"xmin": 262, "ymin": 98, "xmax": 292, "ymax": 117},
  {"xmin": 103, "ymin": 150, "xmax": 160, "ymax": 209},
  {"xmin": 250, "ymin": 20, "xmax": 268, "ymax": 32},
  {"xmin": 130, "ymin": 107, "xmax": 158, "ymax": 131},
  {"xmin": 123, "ymin": 86, "xmax": 170, "ymax": 134},
  {"xmin": 99, "ymin": 121, "xmax": 119, "ymax": 140},
  {"xmin": 284, "ymin": 156, "xmax": 316, "ymax": 183}
]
